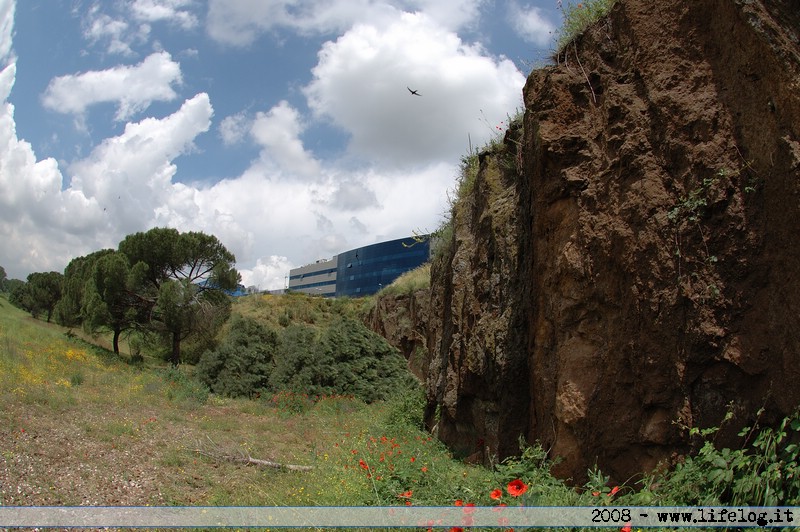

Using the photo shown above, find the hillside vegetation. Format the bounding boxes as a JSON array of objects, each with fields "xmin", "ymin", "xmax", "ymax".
[
  {"xmin": 4, "ymin": 292, "xmax": 800, "ymax": 520},
  {"xmin": 0, "ymin": 292, "xmax": 583, "ymax": 511},
  {"xmin": 198, "ymin": 293, "xmax": 416, "ymax": 403}
]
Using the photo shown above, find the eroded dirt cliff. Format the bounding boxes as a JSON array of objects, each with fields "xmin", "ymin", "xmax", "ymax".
[{"xmin": 372, "ymin": 0, "xmax": 800, "ymax": 482}]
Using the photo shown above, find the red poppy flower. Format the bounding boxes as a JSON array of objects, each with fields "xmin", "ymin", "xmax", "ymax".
[
  {"xmin": 506, "ymin": 479, "xmax": 528, "ymax": 497},
  {"xmin": 421, "ymin": 466, "xmax": 428, "ymax": 473},
  {"xmin": 621, "ymin": 524, "xmax": 631, "ymax": 532},
  {"xmin": 490, "ymin": 489, "xmax": 503, "ymax": 500},
  {"xmin": 454, "ymin": 499, "xmax": 464, "ymax": 506},
  {"xmin": 398, "ymin": 490, "xmax": 413, "ymax": 499},
  {"xmin": 608, "ymin": 486, "xmax": 620, "ymax": 497},
  {"xmin": 359, "ymin": 459, "xmax": 369, "ymax": 470},
  {"xmin": 449, "ymin": 528, "xmax": 464, "ymax": 532}
]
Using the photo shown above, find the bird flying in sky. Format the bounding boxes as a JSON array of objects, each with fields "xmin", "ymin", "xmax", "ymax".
[{"xmin": 407, "ymin": 87, "xmax": 421, "ymax": 96}]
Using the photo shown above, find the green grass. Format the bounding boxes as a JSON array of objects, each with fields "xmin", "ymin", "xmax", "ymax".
[
  {"xmin": 377, "ymin": 263, "xmax": 431, "ymax": 297},
  {"xmin": 555, "ymin": 0, "xmax": 617, "ymax": 55},
  {"xmin": 234, "ymin": 291, "xmax": 370, "ymax": 329}
]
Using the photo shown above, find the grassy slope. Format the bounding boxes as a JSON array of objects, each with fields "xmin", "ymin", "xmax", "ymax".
[
  {"xmin": 0, "ymin": 294, "xmax": 512, "ymax": 509},
  {"xmin": 0, "ymin": 295, "xmax": 370, "ymax": 506}
]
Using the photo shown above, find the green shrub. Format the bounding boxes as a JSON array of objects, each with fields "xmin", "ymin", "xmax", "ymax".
[
  {"xmin": 384, "ymin": 385, "xmax": 426, "ymax": 431},
  {"xmin": 161, "ymin": 366, "xmax": 209, "ymax": 405},
  {"xmin": 646, "ymin": 410, "xmax": 800, "ymax": 506},
  {"xmin": 197, "ymin": 315, "xmax": 278, "ymax": 398},
  {"xmin": 270, "ymin": 317, "xmax": 417, "ymax": 403},
  {"xmin": 269, "ymin": 323, "xmax": 322, "ymax": 393}
]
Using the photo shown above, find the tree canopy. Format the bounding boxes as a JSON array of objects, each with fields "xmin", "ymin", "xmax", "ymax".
[
  {"xmin": 16, "ymin": 271, "xmax": 64, "ymax": 322},
  {"xmin": 55, "ymin": 249, "xmax": 114, "ymax": 327},
  {"xmin": 6, "ymin": 228, "xmax": 240, "ymax": 364},
  {"xmin": 81, "ymin": 251, "xmax": 145, "ymax": 355},
  {"xmin": 120, "ymin": 228, "xmax": 240, "ymax": 364}
]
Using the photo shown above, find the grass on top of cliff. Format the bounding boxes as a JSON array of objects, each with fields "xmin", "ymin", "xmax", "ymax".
[
  {"xmin": 233, "ymin": 290, "xmax": 375, "ymax": 330},
  {"xmin": 377, "ymin": 262, "xmax": 431, "ymax": 297},
  {"xmin": 555, "ymin": 0, "xmax": 617, "ymax": 56}
]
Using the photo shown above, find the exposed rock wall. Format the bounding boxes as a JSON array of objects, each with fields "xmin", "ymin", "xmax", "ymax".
[
  {"xmin": 423, "ymin": 126, "xmax": 531, "ymax": 463},
  {"xmin": 419, "ymin": 0, "xmax": 800, "ymax": 483},
  {"xmin": 365, "ymin": 289, "xmax": 430, "ymax": 379}
]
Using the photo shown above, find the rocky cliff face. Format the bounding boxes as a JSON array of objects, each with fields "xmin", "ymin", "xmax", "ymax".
[
  {"xmin": 365, "ymin": 289, "xmax": 430, "ymax": 379},
  {"xmin": 515, "ymin": 0, "xmax": 800, "ymax": 481},
  {"xmin": 372, "ymin": 0, "xmax": 800, "ymax": 482},
  {"xmin": 424, "ymin": 126, "xmax": 531, "ymax": 464}
]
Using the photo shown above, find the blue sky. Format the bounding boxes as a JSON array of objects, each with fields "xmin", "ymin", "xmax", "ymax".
[{"xmin": 0, "ymin": 0, "xmax": 560, "ymax": 289}]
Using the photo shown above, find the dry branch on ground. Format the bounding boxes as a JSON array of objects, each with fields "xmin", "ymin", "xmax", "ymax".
[{"xmin": 194, "ymin": 437, "xmax": 313, "ymax": 472}]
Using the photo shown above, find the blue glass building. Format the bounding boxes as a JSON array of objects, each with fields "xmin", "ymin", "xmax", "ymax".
[
  {"xmin": 335, "ymin": 236, "xmax": 430, "ymax": 297},
  {"xmin": 287, "ymin": 235, "xmax": 430, "ymax": 297}
]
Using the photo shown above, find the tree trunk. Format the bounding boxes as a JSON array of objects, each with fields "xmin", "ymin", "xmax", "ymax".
[
  {"xmin": 112, "ymin": 328, "xmax": 121, "ymax": 355},
  {"xmin": 170, "ymin": 331, "xmax": 181, "ymax": 366}
]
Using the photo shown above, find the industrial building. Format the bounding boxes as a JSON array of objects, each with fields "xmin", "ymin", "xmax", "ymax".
[
  {"xmin": 288, "ymin": 235, "xmax": 430, "ymax": 297},
  {"xmin": 287, "ymin": 256, "xmax": 338, "ymax": 297}
]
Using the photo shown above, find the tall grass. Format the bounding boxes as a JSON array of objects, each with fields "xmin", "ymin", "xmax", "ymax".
[
  {"xmin": 377, "ymin": 263, "xmax": 431, "ymax": 297},
  {"xmin": 555, "ymin": 0, "xmax": 617, "ymax": 55}
]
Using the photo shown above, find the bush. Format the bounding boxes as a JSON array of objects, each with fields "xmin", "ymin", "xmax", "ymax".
[
  {"xmin": 384, "ymin": 385, "xmax": 426, "ymax": 431},
  {"xmin": 270, "ymin": 317, "xmax": 417, "ymax": 403},
  {"xmin": 645, "ymin": 410, "xmax": 800, "ymax": 506},
  {"xmin": 197, "ymin": 315, "xmax": 278, "ymax": 398},
  {"xmin": 269, "ymin": 323, "xmax": 322, "ymax": 394}
]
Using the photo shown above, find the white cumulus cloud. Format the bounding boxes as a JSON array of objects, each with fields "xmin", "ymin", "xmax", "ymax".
[
  {"xmin": 509, "ymin": 2, "xmax": 557, "ymax": 46},
  {"xmin": 41, "ymin": 51, "xmax": 182, "ymax": 121},
  {"xmin": 303, "ymin": 11, "xmax": 525, "ymax": 168},
  {"xmin": 131, "ymin": 0, "xmax": 199, "ymax": 29},
  {"xmin": 205, "ymin": 0, "xmax": 487, "ymax": 47},
  {"xmin": 218, "ymin": 111, "xmax": 250, "ymax": 145},
  {"xmin": 239, "ymin": 255, "xmax": 295, "ymax": 291},
  {"xmin": 68, "ymin": 92, "xmax": 214, "ymax": 237},
  {"xmin": 250, "ymin": 101, "xmax": 321, "ymax": 179}
]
